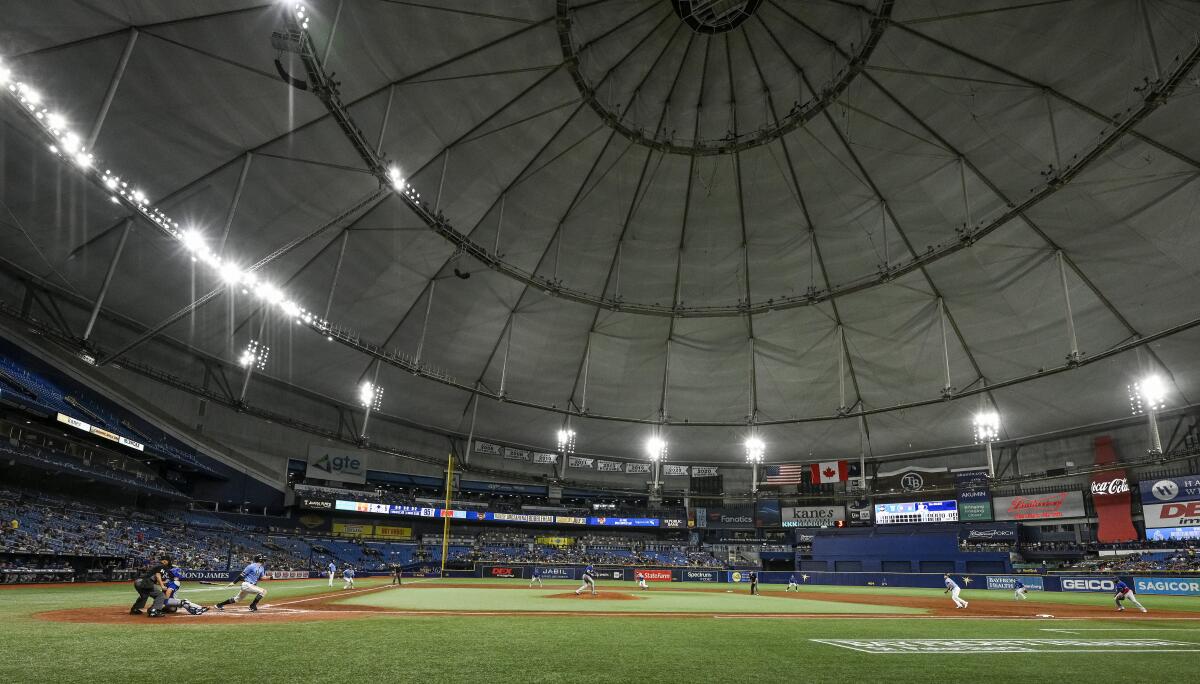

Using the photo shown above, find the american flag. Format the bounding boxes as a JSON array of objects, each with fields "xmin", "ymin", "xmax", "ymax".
[{"xmin": 763, "ymin": 464, "xmax": 805, "ymax": 485}]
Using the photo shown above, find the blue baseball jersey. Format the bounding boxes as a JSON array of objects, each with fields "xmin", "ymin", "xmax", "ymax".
[
  {"xmin": 343, "ymin": 568, "xmax": 355, "ymax": 578},
  {"xmin": 1116, "ymin": 580, "xmax": 1131, "ymax": 594},
  {"xmin": 1014, "ymin": 580, "xmax": 1025, "ymax": 589},
  {"xmin": 944, "ymin": 576, "xmax": 960, "ymax": 590},
  {"xmin": 789, "ymin": 575, "xmax": 796, "ymax": 582},
  {"xmin": 584, "ymin": 565, "xmax": 595, "ymax": 577},
  {"xmin": 531, "ymin": 568, "xmax": 541, "ymax": 577},
  {"xmin": 241, "ymin": 562, "xmax": 266, "ymax": 585},
  {"xmin": 328, "ymin": 562, "xmax": 336, "ymax": 573}
]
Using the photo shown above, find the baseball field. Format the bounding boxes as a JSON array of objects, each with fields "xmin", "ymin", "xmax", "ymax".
[{"xmin": 4, "ymin": 577, "xmax": 1200, "ymax": 682}]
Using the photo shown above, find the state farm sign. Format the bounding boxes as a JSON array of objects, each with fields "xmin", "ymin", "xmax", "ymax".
[
  {"xmin": 635, "ymin": 569, "xmax": 673, "ymax": 582},
  {"xmin": 1142, "ymin": 501, "xmax": 1200, "ymax": 529},
  {"xmin": 1091, "ymin": 477, "xmax": 1130, "ymax": 496},
  {"xmin": 993, "ymin": 492, "xmax": 1086, "ymax": 521}
]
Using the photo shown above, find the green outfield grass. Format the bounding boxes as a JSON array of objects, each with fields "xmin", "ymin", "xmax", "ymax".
[{"xmin": 2, "ymin": 577, "xmax": 1199, "ymax": 683}]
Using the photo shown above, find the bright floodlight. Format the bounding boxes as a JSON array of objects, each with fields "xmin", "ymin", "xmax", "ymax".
[
  {"xmin": 972, "ymin": 411, "xmax": 1000, "ymax": 444},
  {"xmin": 181, "ymin": 229, "xmax": 206, "ymax": 254},
  {"xmin": 646, "ymin": 436, "xmax": 667, "ymax": 461},
  {"xmin": 239, "ymin": 340, "xmax": 269, "ymax": 371},
  {"xmin": 556, "ymin": 428, "xmax": 576, "ymax": 454},
  {"xmin": 359, "ymin": 381, "xmax": 383, "ymax": 410},
  {"xmin": 1129, "ymin": 374, "xmax": 1168, "ymax": 414},
  {"xmin": 0, "ymin": 66, "xmax": 11, "ymax": 86},
  {"xmin": 387, "ymin": 165, "xmax": 405, "ymax": 190},
  {"xmin": 744, "ymin": 436, "xmax": 765, "ymax": 463}
]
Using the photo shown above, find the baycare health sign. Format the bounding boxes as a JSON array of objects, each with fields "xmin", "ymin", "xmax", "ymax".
[
  {"xmin": 1060, "ymin": 576, "xmax": 1118, "ymax": 592},
  {"xmin": 1142, "ymin": 501, "xmax": 1200, "ymax": 529},
  {"xmin": 636, "ymin": 569, "xmax": 673, "ymax": 582},
  {"xmin": 1134, "ymin": 577, "xmax": 1200, "ymax": 596}
]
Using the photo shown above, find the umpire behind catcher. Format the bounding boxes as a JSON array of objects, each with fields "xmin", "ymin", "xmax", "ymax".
[{"xmin": 130, "ymin": 554, "xmax": 172, "ymax": 617}]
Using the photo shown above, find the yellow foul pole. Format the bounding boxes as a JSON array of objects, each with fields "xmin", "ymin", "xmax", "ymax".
[{"xmin": 439, "ymin": 452, "xmax": 453, "ymax": 577}]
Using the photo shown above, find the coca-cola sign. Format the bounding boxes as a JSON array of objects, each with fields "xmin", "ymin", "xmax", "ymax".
[
  {"xmin": 1091, "ymin": 477, "xmax": 1130, "ymax": 497},
  {"xmin": 994, "ymin": 491, "xmax": 1086, "ymax": 521}
]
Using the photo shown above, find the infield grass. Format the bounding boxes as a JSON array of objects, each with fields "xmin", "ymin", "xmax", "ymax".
[{"xmin": 2, "ymin": 577, "xmax": 1199, "ymax": 683}]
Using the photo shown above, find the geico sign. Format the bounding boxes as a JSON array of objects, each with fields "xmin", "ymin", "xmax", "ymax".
[
  {"xmin": 1090, "ymin": 477, "xmax": 1129, "ymax": 496},
  {"xmin": 1061, "ymin": 577, "xmax": 1115, "ymax": 591}
]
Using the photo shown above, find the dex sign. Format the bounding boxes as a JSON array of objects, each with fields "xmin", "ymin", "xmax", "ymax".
[{"xmin": 1142, "ymin": 501, "xmax": 1200, "ymax": 529}]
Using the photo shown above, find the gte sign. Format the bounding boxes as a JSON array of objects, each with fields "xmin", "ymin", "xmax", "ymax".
[
  {"xmin": 1091, "ymin": 477, "xmax": 1130, "ymax": 496},
  {"xmin": 305, "ymin": 446, "xmax": 367, "ymax": 484},
  {"xmin": 1061, "ymin": 577, "xmax": 1116, "ymax": 592}
]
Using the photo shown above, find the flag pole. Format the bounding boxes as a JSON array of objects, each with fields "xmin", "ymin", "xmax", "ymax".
[{"xmin": 439, "ymin": 452, "xmax": 453, "ymax": 578}]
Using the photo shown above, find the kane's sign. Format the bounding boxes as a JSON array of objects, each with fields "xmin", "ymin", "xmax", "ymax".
[{"xmin": 780, "ymin": 506, "xmax": 846, "ymax": 528}]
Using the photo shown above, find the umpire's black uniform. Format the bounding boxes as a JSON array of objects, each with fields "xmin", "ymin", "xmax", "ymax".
[
  {"xmin": 391, "ymin": 564, "xmax": 402, "ymax": 585},
  {"xmin": 130, "ymin": 557, "xmax": 170, "ymax": 616},
  {"xmin": 749, "ymin": 571, "xmax": 759, "ymax": 595}
]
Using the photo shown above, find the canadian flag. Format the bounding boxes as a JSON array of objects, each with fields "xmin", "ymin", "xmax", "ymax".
[{"xmin": 811, "ymin": 461, "xmax": 849, "ymax": 484}]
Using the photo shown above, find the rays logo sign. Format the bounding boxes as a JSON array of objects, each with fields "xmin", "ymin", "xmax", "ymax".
[{"xmin": 306, "ymin": 446, "xmax": 367, "ymax": 484}]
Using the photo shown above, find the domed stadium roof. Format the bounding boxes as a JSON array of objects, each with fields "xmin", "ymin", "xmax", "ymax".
[{"xmin": 2, "ymin": 0, "xmax": 1200, "ymax": 463}]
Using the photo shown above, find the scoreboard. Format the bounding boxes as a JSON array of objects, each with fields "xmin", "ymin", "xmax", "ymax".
[{"xmin": 874, "ymin": 499, "xmax": 958, "ymax": 525}]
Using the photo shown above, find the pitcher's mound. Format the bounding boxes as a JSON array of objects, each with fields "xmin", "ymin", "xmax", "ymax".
[{"xmin": 545, "ymin": 591, "xmax": 640, "ymax": 601}]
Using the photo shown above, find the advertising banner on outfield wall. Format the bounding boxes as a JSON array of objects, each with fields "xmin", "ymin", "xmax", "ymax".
[
  {"xmin": 636, "ymin": 569, "xmax": 673, "ymax": 582},
  {"xmin": 593, "ymin": 568, "xmax": 626, "ymax": 580},
  {"xmin": 1140, "ymin": 475, "xmax": 1200, "ymax": 504},
  {"xmin": 1059, "ymin": 576, "xmax": 1119, "ymax": 592},
  {"xmin": 985, "ymin": 575, "xmax": 1044, "ymax": 591},
  {"xmin": 992, "ymin": 491, "xmax": 1086, "ymax": 520},
  {"xmin": 780, "ymin": 505, "xmax": 846, "ymax": 528},
  {"xmin": 1134, "ymin": 577, "xmax": 1200, "ymax": 596},
  {"xmin": 682, "ymin": 569, "xmax": 719, "ymax": 582},
  {"xmin": 540, "ymin": 567, "xmax": 574, "ymax": 580},
  {"xmin": 305, "ymin": 445, "xmax": 367, "ymax": 484},
  {"xmin": 484, "ymin": 566, "xmax": 522, "ymax": 579}
]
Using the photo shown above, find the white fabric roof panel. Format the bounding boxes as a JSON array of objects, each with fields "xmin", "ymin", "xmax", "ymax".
[{"xmin": 2, "ymin": 0, "xmax": 1199, "ymax": 462}]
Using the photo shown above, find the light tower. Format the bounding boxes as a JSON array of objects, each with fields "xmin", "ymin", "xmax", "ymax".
[
  {"xmin": 1129, "ymin": 374, "xmax": 1168, "ymax": 455},
  {"xmin": 972, "ymin": 411, "xmax": 1000, "ymax": 477}
]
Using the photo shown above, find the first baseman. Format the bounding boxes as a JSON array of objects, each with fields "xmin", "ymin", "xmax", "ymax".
[{"xmin": 1114, "ymin": 579, "xmax": 1147, "ymax": 612}]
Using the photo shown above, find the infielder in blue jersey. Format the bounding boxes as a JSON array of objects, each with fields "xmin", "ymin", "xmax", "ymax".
[
  {"xmin": 944, "ymin": 574, "xmax": 968, "ymax": 609},
  {"xmin": 1114, "ymin": 579, "xmax": 1147, "ymax": 612},
  {"xmin": 529, "ymin": 566, "xmax": 542, "ymax": 588},
  {"xmin": 575, "ymin": 564, "xmax": 596, "ymax": 596},
  {"xmin": 327, "ymin": 560, "xmax": 337, "ymax": 587},
  {"xmin": 342, "ymin": 565, "xmax": 356, "ymax": 589},
  {"xmin": 214, "ymin": 554, "xmax": 268, "ymax": 612},
  {"xmin": 1013, "ymin": 579, "xmax": 1029, "ymax": 600},
  {"xmin": 786, "ymin": 574, "xmax": 799, "ymax": 592}
]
